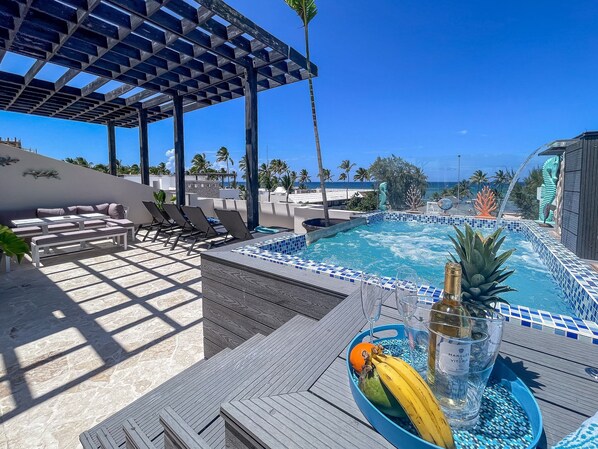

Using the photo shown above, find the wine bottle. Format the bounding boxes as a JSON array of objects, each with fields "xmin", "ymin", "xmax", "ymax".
[{"xmin": 427, "ymin": 262, "xmax": 472, "ymax": 408}]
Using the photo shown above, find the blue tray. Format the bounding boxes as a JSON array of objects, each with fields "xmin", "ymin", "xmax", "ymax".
[{"xmin": 346, "ymin": 324, "xmax": 543, "ymax": 449}]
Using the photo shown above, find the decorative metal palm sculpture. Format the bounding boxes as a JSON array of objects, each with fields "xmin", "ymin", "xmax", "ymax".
[
  {"xmin": 474, "ymin": 186, "xmax": 497, "ymax": 218},
  {"xmin": 405, "ymin": 184, "xmax": 422, "ymax": 212},
  {"xmin": 0, "ymin": 156, "xmax": 19, "ymax": 166}
]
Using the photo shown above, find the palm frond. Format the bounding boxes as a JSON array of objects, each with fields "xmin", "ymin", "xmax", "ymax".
[{"xmin": 284, "ymin": 0, "xmax": 317, "ymax": 25}]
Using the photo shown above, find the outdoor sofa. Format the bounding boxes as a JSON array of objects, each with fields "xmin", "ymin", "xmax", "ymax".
[{"xmin": 0, "ymin": 203, "xmax": 134, "ymax": 239}]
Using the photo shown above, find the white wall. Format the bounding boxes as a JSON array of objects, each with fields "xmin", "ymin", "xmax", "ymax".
[
  {"xmin": 0, "ymin": 144, "xmax": 154, "ymax": 224},
  {"xmin": 190, "ymin": 196, "xmax": 361, "ymax": 232}
]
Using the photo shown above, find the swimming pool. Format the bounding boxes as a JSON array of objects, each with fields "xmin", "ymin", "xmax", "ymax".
[
  {"xmin": 233, "ymin": 212, "xmax": 598, "ymax": 343},
  {"xmin": 296, "ymin": 220, "xmax": 573, "ymax": 315}
]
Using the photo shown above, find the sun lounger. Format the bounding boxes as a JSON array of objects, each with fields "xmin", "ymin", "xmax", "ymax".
[
  {"xmin": 138, "ymin": 201, "xmax": 178, "ymax": 242},
  {"xmin": 214, "ymin": 209, "xmax": 254, "ymax": 242},
  {"xmin": 181, "ymin": 206, "xmax": 229, "ymax": 251},
  {"xmin": 162, "ymin": 204, "xmax": 202, "ymax": 251}
]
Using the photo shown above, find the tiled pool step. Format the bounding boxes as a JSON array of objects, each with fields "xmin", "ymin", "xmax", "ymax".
[{"xmin": 233, "ymin": 213, "xmax": 598, "ymax": 344}]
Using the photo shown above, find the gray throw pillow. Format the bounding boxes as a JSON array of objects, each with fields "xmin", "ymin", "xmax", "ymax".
[
  {"xmin": 37, "ymin": 208, "xmax": 65, "ymax": 217},
  {"xmin": 108, "ymin": 203, "xmax": 125, "ymax": 219}
]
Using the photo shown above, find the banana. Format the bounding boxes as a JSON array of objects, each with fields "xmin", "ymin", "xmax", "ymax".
[
  {"xmin": 371, "ymin": 359, "xmax": 450, "ymax": 448},
  {"xmin": 374, "ymin": 352, "xmax": 455, "ymax": 449}
]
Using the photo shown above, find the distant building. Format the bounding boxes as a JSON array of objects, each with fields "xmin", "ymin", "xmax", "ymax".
[{"xmin": 0, "ymin": 137, "xmax": 22, "ymax": 149}]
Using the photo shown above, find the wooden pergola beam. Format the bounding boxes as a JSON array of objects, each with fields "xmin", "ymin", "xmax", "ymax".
[
  {"xmin": 172, "ymin": 94, "xmax": 185, "ymax": 207},
  {"xmin": 107, "ymin": 121, "xmax": 117, "ymax": 176},
  {"xmin": 244, "ymin": 66, "xmax": 259, "ymax": 230}
]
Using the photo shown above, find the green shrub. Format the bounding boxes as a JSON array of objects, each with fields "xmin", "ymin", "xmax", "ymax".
[{"xmin": 347, "ymin": 192, "xmax": 379, "ymax": 212}]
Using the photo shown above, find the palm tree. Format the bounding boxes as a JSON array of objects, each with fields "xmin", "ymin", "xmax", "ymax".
[
  {"xmin": 470, "ymin": 170, "xmax": 488, "ymax": 194},
  {"xmin": 338, "ymin": 159, "xmax": 356, "ymax": 199},
  {"xmin": 129, "ymin": 163, "xmax": 140, "ymax": 175},
  {"xmin": 269, "ymin": 158, "xmax": 288, "ymax": 185},
  {"xmin": 319, "ymin": 168, "xmax": 332, "ymax": 183},
  {"xmin": 492, "ymin": 169, "xmax": 509, "ymax": 197},
  {"xmin": 238, "ymin": 155, "xmax": 248, "ymax": 180},
  {"xmin": 190, "ymin": 153, "xmax": 211, "ymax": 174},
  {"xmin": 354, "ymin": 167, "xmax": 370, "ymax": 182},
  {"xmin": 64, "ymin": 156, "xmax": 91, "ymax": 168},
  {"xmin": 298, "ymin": 168, "xmax": 310, "ymax": 190},
  {"xmin": 284, "ymin": 0, "xmax": 330, "ymax": 224},
  {"xmin": 156, "ymin": 162, "xmax": 170, "ymax": 175},
  {"xmin": 259, "ymin": 162, "xmax": 275, "ymax": 201},
  {"xmin": 93, "ymin": 163, "xmax": 109, "ymax": 173},
  {"xmin": 216, "ymin": 146, "xmax": 233, "ymax": 187},
  {"xmin": 451, "ymin": 179, "xmax": 472, "ymax": 199},
  {"xmin": 281, "ymin": 170, "xmax": 297, "ymax": 202}
]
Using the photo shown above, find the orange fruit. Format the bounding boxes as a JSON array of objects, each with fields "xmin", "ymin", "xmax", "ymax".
[{"xmin": 350, "ymin": 342, "xmax": 376, "ymax": 373}]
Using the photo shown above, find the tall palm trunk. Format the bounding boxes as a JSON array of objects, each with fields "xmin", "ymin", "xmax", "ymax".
[
  {"xmin": 346, "ymin": 177, "xmax": 349, "ymax": 200},
  {"xmin": 303, "ymin": 24, "xmax": 329, "ymax": 224}
]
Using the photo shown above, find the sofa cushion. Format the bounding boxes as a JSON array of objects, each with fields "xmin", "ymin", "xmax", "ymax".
[
  {"xmin": 108, "ymin": 203, "xmax": 125, "ymax": 219},
  {"xmin": 47, "ymin": 223, "xmax": 78, "ymax": 232},
  {"xmin": 12, "ymin": 226, "xmax": 42, "ymax": 237},
  {"xmin": 36, "ymin": 207, "xmax": 78, "ymax": 217},
  {"xmin": 83, "ymin": 220, "xmax": 107, "ymax": 229},
  {"xmin": 77, "ymin": 203, "xmax": 109, "ymax": 215},
  {"xmin": 105, "ymin": 218, "xmax": 134, "ymax": 228}
]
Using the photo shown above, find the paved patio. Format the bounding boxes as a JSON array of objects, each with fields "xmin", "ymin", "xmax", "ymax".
[{"xmin": 0, "ymin": 239, "xmax": 205, "ymax": 449}]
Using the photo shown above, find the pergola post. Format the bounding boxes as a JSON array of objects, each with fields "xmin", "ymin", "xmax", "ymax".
[
  {"xmin": 107, "ymin": 120, "xmax": 117, "ymax": 176},
  {"xmin": 173, "ymin": 95, "xmax": 185, "ymax": 207},
  {"xmin": 244, "ymin": 66, "xmax": 259, "ymax": 230},
  {"xmin": 138, "ymin": 107, "xmax": 149, "ymax": 185}
]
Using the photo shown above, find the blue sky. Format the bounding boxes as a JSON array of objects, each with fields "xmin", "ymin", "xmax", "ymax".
[{"xmin": 1, "ymin": 0, "xmax": 597, "ymax": 181}]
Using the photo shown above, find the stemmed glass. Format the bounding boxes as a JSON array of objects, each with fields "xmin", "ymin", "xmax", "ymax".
[
  {"xmin": 394, "ymin": 265, "xmax": 420, "ymax": 321},
  {"xmin": 360, "ymin": 272, "xmax": 384, "ymax": 342}
]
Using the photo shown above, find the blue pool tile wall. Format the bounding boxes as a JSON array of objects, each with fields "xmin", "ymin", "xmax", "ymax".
[{"xmin": 234, "ymin": 213, "xmax": 598, "ymax": 344}]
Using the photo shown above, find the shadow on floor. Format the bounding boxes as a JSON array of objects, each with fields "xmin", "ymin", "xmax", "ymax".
[{"xmin": 0, "ymin": 236, "xmax": 205, "ymax": 425}]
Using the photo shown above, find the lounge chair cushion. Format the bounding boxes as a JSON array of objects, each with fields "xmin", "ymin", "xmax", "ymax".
[
  {"xmin": 37, "ymin": 207, "xmax": 77, "ymax": 217},
  {"xmin": 108, "ymin": 203, "xmax": 126, "ymax": 219}
]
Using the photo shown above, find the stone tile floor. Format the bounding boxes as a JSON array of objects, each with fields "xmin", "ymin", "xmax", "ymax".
[{"xmin": 0, "ymin": 238, "xmax": 205, "ymax": 448}]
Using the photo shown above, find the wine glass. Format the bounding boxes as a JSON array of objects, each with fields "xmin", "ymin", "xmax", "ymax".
[
  {"xmin": 394, "ymin": 265, "xmax": 420, "ymax": 321},
  {"xmin": 360, "ymin": 272, "xmax": 384, "ymax": 342}
]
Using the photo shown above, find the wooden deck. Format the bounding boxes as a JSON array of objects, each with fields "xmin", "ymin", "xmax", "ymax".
[{"xmin": 81, "ymin": 289, "xmax": 598, "ymax": 449}]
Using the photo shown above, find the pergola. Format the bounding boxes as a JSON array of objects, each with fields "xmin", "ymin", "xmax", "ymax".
[{"xmin": 0, "ymin": 0, "xmax": 316, "ymax": 229}]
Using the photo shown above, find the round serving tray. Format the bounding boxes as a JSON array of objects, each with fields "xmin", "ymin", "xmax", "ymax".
[{"xmin": 346, "ymin": 324, "xmax": 543, "ymax": 449}]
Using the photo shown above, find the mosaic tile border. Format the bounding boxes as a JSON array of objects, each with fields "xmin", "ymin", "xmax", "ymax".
[{"xmin": 234, "ymin": 213, "xmax": 598, "ymax": 344}]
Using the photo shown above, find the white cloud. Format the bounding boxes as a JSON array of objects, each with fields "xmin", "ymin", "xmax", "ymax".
[
  {"xmin": 457, "ymin": 129, "xmax": 468, "ymax": 135},
  {"xmin": 165, "ymin": 148, "xmax": 175, "ymax": 172}
]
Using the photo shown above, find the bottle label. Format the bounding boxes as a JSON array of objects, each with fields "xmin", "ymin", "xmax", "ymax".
[{"xmin": 437, "ymin": 339, "xmax": 471, "ymax": 375}]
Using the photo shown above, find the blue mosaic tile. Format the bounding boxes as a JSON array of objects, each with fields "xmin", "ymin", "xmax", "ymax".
[{"xmin": 233, "ymin": 212, "xmax": 598, "ymax": 344}]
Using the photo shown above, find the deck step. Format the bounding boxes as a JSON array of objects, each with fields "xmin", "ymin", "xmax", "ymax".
[
  {"xmin": 160, "ymin": 407, "xmax": 211, "ymax": 449},
  {"xmin": 220, "ymin": 392, "xmax": 394, "ymax": 449},
  {"xmin": 124, "ymin": 419, "xmax": 156, "ymax": 449},
  {"xmin": 82, "ymin": 333, "xmax": 266, "ymax": 449},
  {"xmin": 174, "ymin": 315, "xmax": 317, "ymax": 436},
  {"xmin": 81, "ymin": 348, "xmax": 231, "ymax": 448}
]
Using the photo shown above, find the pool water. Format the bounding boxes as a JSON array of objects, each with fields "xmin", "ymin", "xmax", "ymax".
[{"xmin": 296, "ymin": 221, "xmax": 573, "ymax": 315}]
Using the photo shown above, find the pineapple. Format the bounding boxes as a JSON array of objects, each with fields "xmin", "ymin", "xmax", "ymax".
[{"xmin": 449, "ymin": 224, "xmax": 516, "ymax": 316}]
